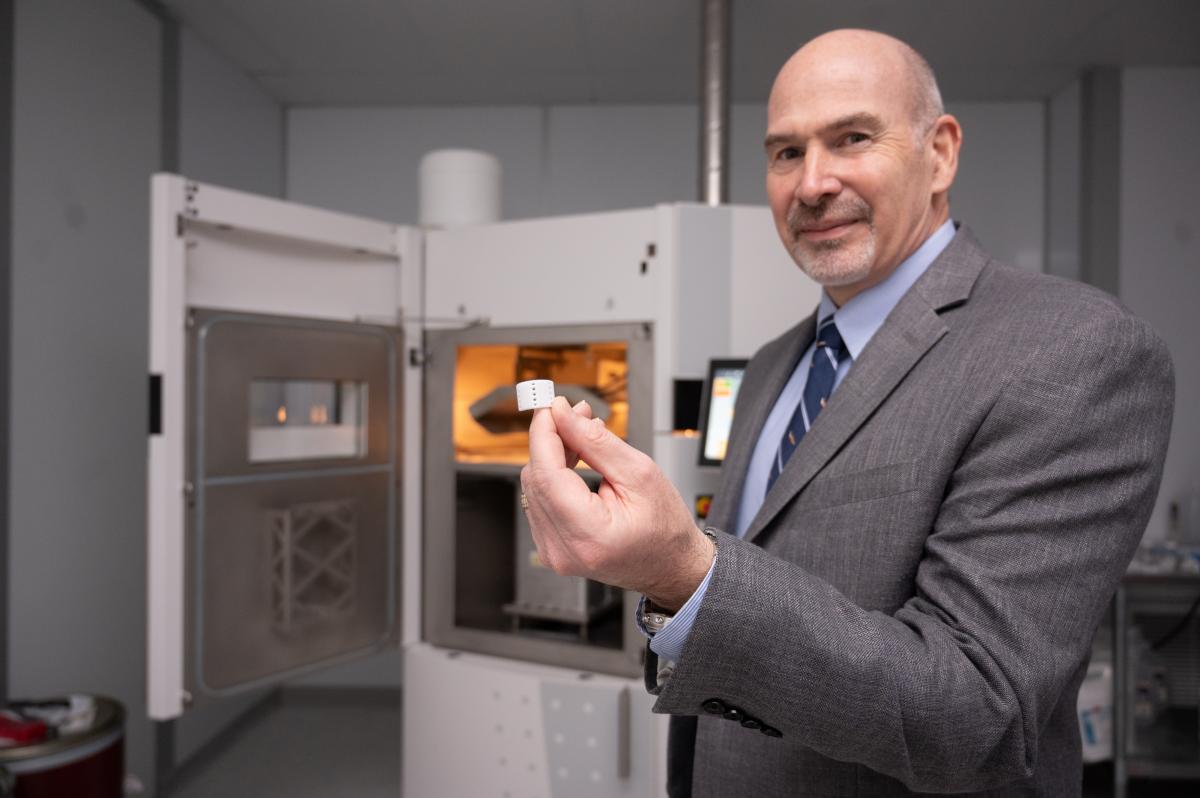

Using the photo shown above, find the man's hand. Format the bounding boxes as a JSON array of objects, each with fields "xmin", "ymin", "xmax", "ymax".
[{"xmin": 520, "ymin": 396, "xmax": 715, "ymax": 611}]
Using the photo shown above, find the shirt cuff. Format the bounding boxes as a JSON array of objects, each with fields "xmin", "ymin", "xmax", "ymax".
[{"xmin": 638, "ymin": 554, "xmax": 717, "ymax": 664}]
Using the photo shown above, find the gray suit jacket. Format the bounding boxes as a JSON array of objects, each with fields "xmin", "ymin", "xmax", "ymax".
[{"xmin": 650, "ymin": 228, "xmax": 1175, "ymax": 796}]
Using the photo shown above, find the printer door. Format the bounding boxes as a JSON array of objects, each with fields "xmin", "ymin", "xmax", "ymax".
[{"xmin": 146, "ymin": 174, "xmax": 419, "ymax": 720}]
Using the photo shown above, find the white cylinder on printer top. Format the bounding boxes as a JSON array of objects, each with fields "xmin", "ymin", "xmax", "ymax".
[
  {"xmin": 515, "ymin": 380, "xmax": 555, "ymax": 411},
  {"xmin": 419, "ymin": 149, "xmax": 501, "ymax": 228}
]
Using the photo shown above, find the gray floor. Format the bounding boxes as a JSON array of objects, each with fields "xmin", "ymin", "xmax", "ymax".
[
  {"xmin": 160, "ymin": 694, "xmax": 1199, "ymax": 798},
  {"xmin": 167, "ymin": 689, "xmax": 401, "ymax": 798}
]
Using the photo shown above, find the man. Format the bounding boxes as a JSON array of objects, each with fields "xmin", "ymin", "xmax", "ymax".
[{"xmin": 520, "ymin": 29, "xmax": 1174, "ymax": 797}]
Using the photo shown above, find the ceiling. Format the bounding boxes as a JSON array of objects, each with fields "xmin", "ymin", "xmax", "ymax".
[{"xmin": 161, "ymin": 0, "xmax": 1200, "ymax": 106}]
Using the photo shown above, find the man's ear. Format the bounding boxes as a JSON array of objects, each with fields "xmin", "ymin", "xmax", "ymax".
[{"xmin": 929, "ymin": 114, "xmax": 962, "ymax": 195}]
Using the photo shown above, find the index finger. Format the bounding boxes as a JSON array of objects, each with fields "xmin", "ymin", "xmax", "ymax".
[
  {"xmin": 550, "ymin": 396, "xmax": 649, "ymax": 488},
  {"xmin": 564, "ymin": 399, "xmax": 593, "ymax": 469},
  {"xmin": 527, "ymin": 399, "xmax": 567, "ymax": 470}
]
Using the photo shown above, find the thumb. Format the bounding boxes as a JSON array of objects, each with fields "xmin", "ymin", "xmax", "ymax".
[{"xmin": 549, "ymin": 396, "xmax": 648, "ymax": 489}]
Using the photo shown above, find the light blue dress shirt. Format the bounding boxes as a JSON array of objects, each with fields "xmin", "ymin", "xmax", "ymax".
[{"xmin": 646, "ymin": 219, "xmax": 957, "ymax": 664}]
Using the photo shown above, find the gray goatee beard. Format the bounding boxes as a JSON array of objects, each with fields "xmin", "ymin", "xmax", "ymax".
[{"xmin": 787, "ymin": 199, "xmax": 875, "ymax": 287}]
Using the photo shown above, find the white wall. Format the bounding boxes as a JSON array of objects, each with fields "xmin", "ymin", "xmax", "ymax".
[
  {"xmin": 288, "ymin": 107, "xmax": 546, "ymax": 222},
  {"xmin": 543, "ymin": 106, "xmax": 698, "ymax": 213},
  {"xmin": 1117, "ymin": 68, "xmax": 1200, "ymax": 543},
  {"xmin": 288, "ymin": 101, "xmax": 1046, "ymax": 275},
  {"xmin": 10, "ymin": 0, "xmax": 161, "ymax": 790},
  {"xmin": 1047, "ymin": 80, "xmax": 1082, "ymax": 281},
  {"xmin": 179, "ymin": 28, "xmax": 285, "ymax": 197},
  {"xmin": 947, "ymin": 102, "xmax": 1046, "ymax": 272}
]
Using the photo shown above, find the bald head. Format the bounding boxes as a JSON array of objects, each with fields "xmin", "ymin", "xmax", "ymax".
[{"xmin": 772, "ymin": 30, "xmax": 944, "ymax": 139}]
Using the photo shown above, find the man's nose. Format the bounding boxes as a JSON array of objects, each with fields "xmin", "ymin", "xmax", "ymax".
[{"xmin": 795, "ymin": 149, "xmax": 842, "ymax": 206}]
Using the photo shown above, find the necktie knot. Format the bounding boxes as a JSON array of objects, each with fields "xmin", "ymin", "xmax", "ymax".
[{"xmin": 815, "ymin": 319, "xmax": 847, "ymax": 359}]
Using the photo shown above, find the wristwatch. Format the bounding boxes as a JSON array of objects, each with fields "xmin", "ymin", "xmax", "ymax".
[{"xmin": 640, "ymin": 601, "xmax": 674, "ymax": 636}]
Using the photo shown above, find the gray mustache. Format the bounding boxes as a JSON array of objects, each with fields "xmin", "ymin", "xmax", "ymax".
[{"xmin": 787, "ymin": 199, "xmax": 872, "ymax": 231}]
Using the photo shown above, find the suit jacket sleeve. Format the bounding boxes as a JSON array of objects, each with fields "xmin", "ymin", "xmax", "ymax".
[{"xmin": 649, "ymin": 310, "xmax": 1175, "ymax": 792}]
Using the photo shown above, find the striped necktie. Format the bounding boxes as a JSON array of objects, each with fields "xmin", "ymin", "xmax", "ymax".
[{"xmin": 767, "ymin": 319, "xmax": 850, "ymax": 491}]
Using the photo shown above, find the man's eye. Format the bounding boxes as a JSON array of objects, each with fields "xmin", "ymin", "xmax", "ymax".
[
  {"xmin": 842, "ymin": 132, "xmax": 869, "ymax": 146},
  {"xmin": 776, "ymin": 147, "xmax": 800, "ymax": 161}
]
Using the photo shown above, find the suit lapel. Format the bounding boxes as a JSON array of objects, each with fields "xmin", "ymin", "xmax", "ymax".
[
  {"xmin": 743, "ymin": 226, "xmax": 990, "ymax": 544},
  {"xmin": 706, "ymin": 313, "xmax": 816, "ymax": 533}
]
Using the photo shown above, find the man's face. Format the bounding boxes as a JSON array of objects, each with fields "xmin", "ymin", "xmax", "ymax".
[{"xmin": 764, "ymin": 44, "xmax": 940, "ymax": 302}]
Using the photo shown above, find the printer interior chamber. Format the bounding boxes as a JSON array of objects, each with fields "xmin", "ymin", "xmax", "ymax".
[{"xmin": 424, "ymin": 323, "xmax": 652, "ymax": 676}]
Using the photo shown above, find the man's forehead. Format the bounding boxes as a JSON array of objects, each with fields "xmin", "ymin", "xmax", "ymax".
[
  {"xmin": 767, "ymin": 52, "xmax": 908, "ymax": 132},
  {"xmin": 766, "ymin": 89, "xmax": 895, "ymax": 138},
  {"xmin": 771, "ymin": 50, "xmax": 893, "ymax": 102}
]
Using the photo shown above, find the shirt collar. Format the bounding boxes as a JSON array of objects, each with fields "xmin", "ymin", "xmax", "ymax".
[{"xmin": 818, "ymin": 219, "xmax": 957, "ymax": 359}]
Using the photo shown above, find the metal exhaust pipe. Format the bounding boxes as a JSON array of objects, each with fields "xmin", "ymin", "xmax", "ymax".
[{"xmin": 699, "ymin": 0, "xmax": 731, "ymax": 205}]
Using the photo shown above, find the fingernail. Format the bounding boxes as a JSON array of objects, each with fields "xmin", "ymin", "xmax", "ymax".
[{"xmin": 574, "ymin": 399, "xmax": 590, "ymax": 411}]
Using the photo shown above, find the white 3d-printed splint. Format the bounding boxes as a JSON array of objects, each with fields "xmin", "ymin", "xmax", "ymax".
[{"xmin": 515, "ymin": 380, "xmax": 556, "ymax": 411}]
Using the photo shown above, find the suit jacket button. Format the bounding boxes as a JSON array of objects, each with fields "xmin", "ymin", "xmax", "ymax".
[
  {"xmin": 740, "ymin": 717, "xmax": 762, "ymax": 730},
  {"xmin": 701, "ymin": 699, "xmax": 726, "ymax": 715},
  {"xmin": 761, "ymin": 725, "xmax": 783, "ymax": 738},
  {"xmin": 722, "ymin": 707, "xmax": 744, "ymax": 722}
]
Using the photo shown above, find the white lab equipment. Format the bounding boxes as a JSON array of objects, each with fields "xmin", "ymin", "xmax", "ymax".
[
  {"xmin": 145, "ymin": 174, "xmax": 820, "ymax": 795},
  {"xmin": 419, "ymin": 148, "xmax": 501, "ymax": 228},
  {"xmin": 1077, "ymin": 661, "xmax": 1114, "ymax": 762}
]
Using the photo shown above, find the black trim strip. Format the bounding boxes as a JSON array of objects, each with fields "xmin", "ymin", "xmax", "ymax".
[{"xmin": 149, "ymin": 374, "xmax": 163, "ymax": 435}]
